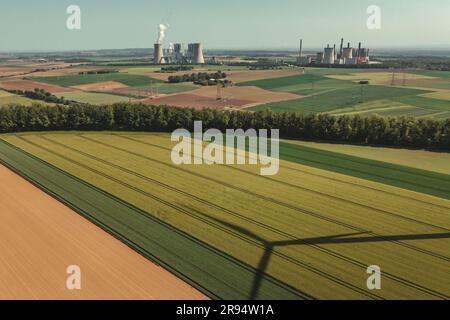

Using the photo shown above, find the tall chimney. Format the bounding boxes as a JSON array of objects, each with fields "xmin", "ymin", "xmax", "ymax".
[
  {"xmin": 299, "ymin": 39, "xmax": 303, "ymax": 58},
  {"xmin": 154, "ymin": 43, "xmax": 164, "ymax": 64},
  {"xmin": 339, "ymin": 38, "xmax": 344, "ymax": 59},
  {"xmin": 358, "ymin": 42, "xmax": 362, "ymax": 58}
]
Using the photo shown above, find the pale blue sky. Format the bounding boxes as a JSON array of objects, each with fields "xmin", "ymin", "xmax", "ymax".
[{"xmin": 0, "ymin": 0, "xmax": 449, "ymax": 51}]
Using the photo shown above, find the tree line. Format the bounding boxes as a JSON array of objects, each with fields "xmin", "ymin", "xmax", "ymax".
[
  {"xmin": 0, "ymin": 103, "xmax": 449, "ymax": 150},
  {"xmin": 168, "ymin": 72, "xmax": 227, "ymax": 84},
  {"xmin": 78, "ymin": 70, "xmax": 119, "ymax": 75},
  {"xmin": 8, "ymin": 89, "xmax": 70, "ymax": 105}
]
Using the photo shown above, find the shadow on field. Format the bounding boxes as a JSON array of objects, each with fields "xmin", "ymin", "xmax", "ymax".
[{"xmin": 196, "ymin": 211, "xmax": 450, "ymax": 300}]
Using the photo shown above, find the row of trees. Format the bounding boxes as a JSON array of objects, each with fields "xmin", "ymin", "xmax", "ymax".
[
  {"xmin": 0, "ymin": 103, "xmax": 449, "ymax": 150},
  {"xmin": 8, "ymin": 89, "xmax": 70, "ymax": 105},
  {"xmin": 78, "ymin": 70, "xmax": 119, "ymax": 75},
  {"xmin": 168, "ymin": 72, "xmax": 227, "ymax": 84}
]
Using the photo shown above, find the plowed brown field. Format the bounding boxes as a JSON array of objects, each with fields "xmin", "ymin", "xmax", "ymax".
[
  {"xmin": 72, "ymin": 81, "xmax": 128, "ymax": 92},
  {"xmin": 0, "ymin": 165, "xmax": 207, "ymax": 300},
  {"xmin": 140, "ymin": 85, "xmax": 300, "ymax": 109},
  {"xmin": 0, "ymin": 79, "xmax": 79, "ymax": 93}
]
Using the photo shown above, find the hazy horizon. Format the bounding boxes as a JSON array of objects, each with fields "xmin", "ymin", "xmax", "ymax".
[{"xmin": 1, "ymin": 0, "xmax": 449, "ymax": 52}]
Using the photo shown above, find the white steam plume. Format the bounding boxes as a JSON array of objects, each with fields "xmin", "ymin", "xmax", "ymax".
[{"xmin": 157, "ymin": 24, "xmax": 168, "ymax": 44}]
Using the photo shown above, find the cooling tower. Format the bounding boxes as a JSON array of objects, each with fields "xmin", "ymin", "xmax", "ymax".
[
  {"xmin": 323, "ymin": 45, "xmax": 335, "ymax": 64},
  {"xmin": 343, "ymin": 43, "xmax": 353, "ymax": 59},
  {"xmin": 154, "ymin": 43, "xmax": 164, "ymax": 64},
  {"xmin": 189, "ymin": 43, "xmax": 205, "ymax": 64}
]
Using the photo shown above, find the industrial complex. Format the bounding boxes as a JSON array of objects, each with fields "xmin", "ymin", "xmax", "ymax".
[
  {"xmin": 152, "ymin": 23, "xmax": 205, "ymax": 65},
  {"xmin": 154, "ymin": 43, "xmax": 205, "ymax": 65},
  {"xmin": 297, "ymin": 38, "xmax": 370, "ymax": 65}
]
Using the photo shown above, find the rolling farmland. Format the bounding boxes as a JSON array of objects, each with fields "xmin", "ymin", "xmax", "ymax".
[
  {"xmin": 247, "ymin": 84, "xmax": 431, "ymax": 113},
  {"xmin": 242, "ymin": 69, "xmax": 450, "ymax": 118},
  {"xmin": 1, "ymin": 132, "xmax": 449, "ymax": 300}
]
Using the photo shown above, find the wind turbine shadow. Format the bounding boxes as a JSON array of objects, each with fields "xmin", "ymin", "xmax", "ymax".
[{"xmin": 181, "ymin": 205, "xmax": 450, "ymax": 300}]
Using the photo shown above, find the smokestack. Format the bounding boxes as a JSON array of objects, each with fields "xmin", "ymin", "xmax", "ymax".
[
  {"xmin": 339, "ymin": 38, "xmax": 344, "ymax": 59},
  {"xmin": 190, "ymin": 43, "xmax": 205, "ymax": 64},
  {"xmin": 358, "ymin": 42, "xmax": 362, "ymax": 58},
  {"xmin": 154, "ymin": 43, "xmax": 164, "ymax": 64},
  {"xmin": 347, "ymin": 42, "xmax": 350, "ymax": 48},
  {"xmin": 299, "ymin": 39, "xmax": 303, "ymax": 58}
]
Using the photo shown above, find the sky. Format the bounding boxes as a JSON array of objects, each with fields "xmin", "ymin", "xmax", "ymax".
[{"xmin": 0, "ymin": 0, "xmax": 449, "ymax": 52}]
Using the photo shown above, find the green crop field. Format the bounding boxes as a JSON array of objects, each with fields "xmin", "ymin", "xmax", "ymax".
[
  {"xmin": 0, "ymin": 132, "xmax": 449, "ymax": 300},
  {"xmin": 248, "ymin": 85, "xmax": 430, "ymax": 113},
  {"xmin": 28, "ymin": 73, "xmax": 158, "ymax": 87},
  {"xmin": 281, "ymin": 139, "xmax": 450, "ymax": 175},
  {"xmin": 238, "ymin": 73, "xmax": 356, "ymax": 96},
  {"xmin": 392, "ymin": 95, "xmax": 450, "ymax": 111},
  {"xmin": 411, "ymin": 70, "xmax": 450, "ymax": 80}
]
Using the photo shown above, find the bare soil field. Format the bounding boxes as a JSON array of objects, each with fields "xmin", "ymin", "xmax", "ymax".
[
  {"xmin": 195, "ymin": 85, "xmax": 301, "ymax": 102},
  {"xmin": 72, "ymin": 81, "xmax": 128, "ymax": 92},
  {"xmin": 0, "ymin": 79, "xmax": 79, "ymax": 93},
  {"xmin": 139, "ymin": 93, "xmax": 251, "ymax": 109},
  {"xmin": 112, "ymin": 87, "xmax": 155, "ymax": 97},
  {"xmin": 0, "ymin": 63, "xmax": 89, "ymax": 77},
  {"xmin": 0, "ymin": 67, "xmax": 36, "ymax": 77},
  {"xmin": 0, "ymin": 165, "xmax": 207, "ymax": 300},
  {"xmin": 140, "ymin": 85, "xmax": 300, "ymax": 109}
]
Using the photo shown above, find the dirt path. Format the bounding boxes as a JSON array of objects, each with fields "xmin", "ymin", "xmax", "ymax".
[{"xmin": 0, "ymin": 165, "xmax": 207, "ymax": 300}]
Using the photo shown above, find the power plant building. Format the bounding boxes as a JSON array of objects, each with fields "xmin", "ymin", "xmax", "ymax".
[
  {"xmin": 323, "ymin": 45, "xmax": 335, "ymax": 64},
  {"xmin": 153, "ymin": 42, "xmax": 205, "ymax": 65},
  {"xmin": 187, "ymin": 43, "xmax": 205, "ymax": 64},
  {"xmin": 297, "ymin": 38, "xmax": 370, "ymax": 66}
]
